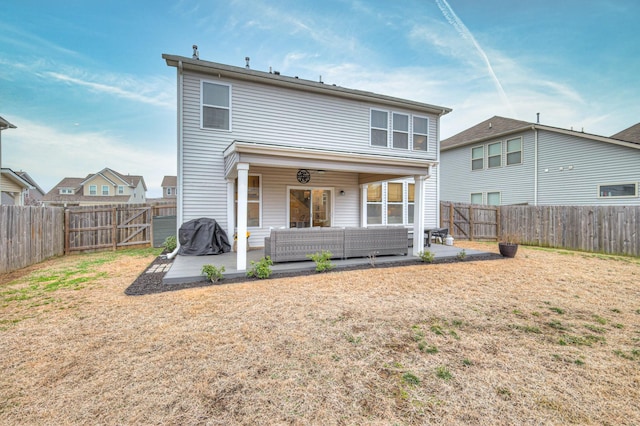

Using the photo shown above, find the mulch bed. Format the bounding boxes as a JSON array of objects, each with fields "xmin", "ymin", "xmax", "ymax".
[{"xmin": 125, "ymin": 251, "xmax": 502, "ymax": 296}]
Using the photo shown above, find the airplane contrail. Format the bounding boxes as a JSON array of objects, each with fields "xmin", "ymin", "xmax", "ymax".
[{"xmin": 435, "ymin": 0, "xmax": 515, "ymax": 115}]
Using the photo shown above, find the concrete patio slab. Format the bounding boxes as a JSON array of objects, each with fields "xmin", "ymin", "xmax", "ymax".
[{"xmin": 163, "ymin": 243, "xmax": 496, "ymax": 285}]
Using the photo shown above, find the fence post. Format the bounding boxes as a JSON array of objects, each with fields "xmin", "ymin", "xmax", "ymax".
[
  {"xmin": 496, "ymin": 206, "xmax": 501, "ymax": 240},
  {"xmin": 469, "ymin": 205, "xmax": 474, "ymax": 241},
  {"xmin": 449, "ymin": 203, "xmax": 454, "ymax": 236},
  {"xmin": 64, "ymin": 208, "xmax": 70, "ymax": 255},
  {"xmin": 112, "ymin": 207, "xmax": 117, "ymax": 251}
]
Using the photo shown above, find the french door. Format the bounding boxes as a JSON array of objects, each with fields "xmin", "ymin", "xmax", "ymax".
[{"xmin": 288, "ymin": 188, "xmax": 332, "ymax": 228}]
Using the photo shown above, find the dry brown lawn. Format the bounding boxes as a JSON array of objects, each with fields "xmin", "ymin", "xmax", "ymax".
[{"xmin": 1, "ymin": 243, "xmax": 639, "ymax": 425}]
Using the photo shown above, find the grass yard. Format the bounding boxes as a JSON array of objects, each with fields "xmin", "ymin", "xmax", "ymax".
[{"xmin": 1, "ymin": 243, "xmax": 639, "ymax": 425}]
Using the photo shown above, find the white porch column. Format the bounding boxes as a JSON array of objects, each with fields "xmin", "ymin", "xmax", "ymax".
[
  {"xmin": 226, "ymin": 179, "xmax": 235, "ymax": 241},
  {"xmin": 236, "ymin": 163, "xmax": 249, "ymax": 271},
  {"xmin": 412, "ymin": 175, "xmax": 426, "ymax": 256},
  {"xmin": 360, "ymin": 184, "xmax": 368, "ymax": 227}
]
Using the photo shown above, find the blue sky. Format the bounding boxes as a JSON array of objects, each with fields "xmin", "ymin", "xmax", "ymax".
[{"xmin": 1, "ymin": 0, "xmax": 638, "ymax": 197}]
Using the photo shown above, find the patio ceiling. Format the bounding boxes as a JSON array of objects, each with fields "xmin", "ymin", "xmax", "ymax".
[{"xmin": 224, "ymin": 141, "xmax": 434, "ymax": 184}]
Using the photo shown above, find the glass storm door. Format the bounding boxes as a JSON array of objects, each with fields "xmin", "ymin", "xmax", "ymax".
[{"xmin": 289, "ymin": 188, "xmax": 332, "ymax": 227}]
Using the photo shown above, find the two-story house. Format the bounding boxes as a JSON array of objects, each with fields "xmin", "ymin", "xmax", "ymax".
[
  {"xmin": 1, "ymin": 168, "xmax": 34, "ymax": 206},
  {"xmin": 440, "ymin": 116, "xmax": 640, "ymax": 206},
  {"xmin": 43, "ymin": 167, "xmax": 147, "ymax": 206},
  {"xmin": 163, "ymin": 52, "xmax": 451, "ymax": 270},
  {"xmin": 161, "ymin": 175, "xmax": 177, "ymax": 199}
]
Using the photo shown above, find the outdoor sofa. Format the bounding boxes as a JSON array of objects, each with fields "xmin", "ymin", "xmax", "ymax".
[{"xmin": 264, "ymin": 226, "xmax": 408, "ymax": 263}]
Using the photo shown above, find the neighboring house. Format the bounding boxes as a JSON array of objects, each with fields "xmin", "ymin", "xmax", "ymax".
[
  {"xmin": 0, "ymin": 168, "xmax": 33, "ymax": 206},
  {"xmin": 440, "ymin": 116, "xmax": 640, "ymax": 206},
  {"xmin": 163, "ymin": 52, "xmax": 452, "ymax": 270},
  {"xmin": 15, "ymin": 171, "xmax": 45, "ymax": 205},
  {"xmin": 42, "ymin": 167, "xmax": 147, "ymax": 206},
  {"xmin": 161, "ymin": 175, "xmax": 177, "ymax": 199}
]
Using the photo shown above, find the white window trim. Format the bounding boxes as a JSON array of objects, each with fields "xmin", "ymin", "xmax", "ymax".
[
  {"xmin": 365, "ymin": 181, "xmax": 416, "ymax": 226},
  {"xmin": 370, "ymin": 108, "xmax": 389, "ymax": 148},
  {"xmin": 470, "ymin": 192, "xmax": 483, "ymax": 204},
  {"xmin": 488, "ymin": 141, "xmax": 502, "ymax": 168},
  {"xmin": 166, "ymin": 187, "xmax": 172, "ymax": 196},
  {"xmin": 286, "ymin": 186, "xmax": 334, "ymax": 228},
  {"xmin": 597, "ymin": 182, "xmax": 638, "ymax": 198},
  {"xmin": 487, "ymin": 191, "xmax": 502, "ymax": 206},
  {"xmin": 412, "ymin": 115, "xmax": 429, "ymax": 152},
  {"xmin": 471, "ymin": 145, "xmax": 484, "ymax": 171},
  {"xmin": 392, "ymin": 113, "xmax": 409, "ymax": 150},
  {"xmin": 59, "ymin": 188, "xmax": 73, "ymax": 195},
  {"xmin": 200, "ymin": 80, "xmax": 232, "ymax": 132},
  {"xmin": 235, "ymin": 174, "xmax": 262, "ymax": 228},
  {"xmin": 118, "ymin": 185, "xmax": 125, "ymax": 195},
  {"xmin": 89, "ymin": 185, "xmax": 97, "ymax": 196},
  {"xmin": 102, "ymin": 185, "xmax": 109, "ymax": 196},
  {"xmin": 506, "ymin": 137, "xmax": 523, "ymax": 166}
]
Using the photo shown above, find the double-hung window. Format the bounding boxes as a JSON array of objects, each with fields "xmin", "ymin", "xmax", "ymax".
[
  {"xmin": 392, "ymin": 113, "xmax": 409, "ymax": 149},
  {"xmin": 413, "ymin": 116, "xmax": 428, "ymax": 151},
  {"xmin": 387, "ymin": 182, "xmax": 404, "ymax": 224},
  {"xmin": 366, "ymin": 182, "xmax": 415, "ymax": 226},
  {"xmin": 506, "ymin": 137, "xmax": 522, "ymax": 165},
  {"xmin": 89, "ymin": 185, "xmax": 97, "ymax": 195},
  {"xmin": 202, "ymin": 81, "xmax": 231, "ymax": 130},
  {"xmin": 118, "ymin": 185, "xmax": 125, "ymax": 195},
  {"xmin": 102, "ymin": 185, "xmax": 109, "ymax": 196},
  {"xmin": 366, "ymin": 183, "xmax": 383, "ymax": 224},
  {"xmin": 488, "ymin": 142, "xmax": 502, "ymax": 168},
  {"xmin": 370, "ymin": 110, "xmax": 388, "ymax": 147},
  {"xmin": 471, "ymin": 146, "xmax": 484, "ymax": 170},
  {"xmin": 235, "ymin": 175, "xmax": 261, "ymax": 227},
  {"xmin": 407, "ymin": 184, "xmax": 415, "ymax": 223}
]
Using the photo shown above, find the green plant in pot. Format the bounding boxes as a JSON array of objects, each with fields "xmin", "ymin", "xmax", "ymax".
[{"xmin": 498, "ymin": 232, "xmax": 519, "ymax": 258}]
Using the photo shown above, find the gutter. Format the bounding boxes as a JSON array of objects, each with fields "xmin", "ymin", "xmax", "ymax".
[
  {"xmin": 168, "ymin": 60, "xmax": 184, "ymax": 260},
  {"xmin": 533, "ymin": 126, "xmax": 538, "ymax": 206}
]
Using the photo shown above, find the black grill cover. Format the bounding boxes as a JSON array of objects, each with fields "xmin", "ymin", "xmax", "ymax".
[{"xmin": 177, "ymin": 218, "xmax": 231, "ymax": 255}]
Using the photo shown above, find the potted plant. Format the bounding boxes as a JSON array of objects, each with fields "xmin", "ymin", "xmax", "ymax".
[{"xmin": 498, "ymin": 232, "xmax": 519, "ymax": 258}]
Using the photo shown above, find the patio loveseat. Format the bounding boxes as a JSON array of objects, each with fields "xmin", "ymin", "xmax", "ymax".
[{"xmin": 264, "ymin": 227, "xmax": 408, "ymax": 263}]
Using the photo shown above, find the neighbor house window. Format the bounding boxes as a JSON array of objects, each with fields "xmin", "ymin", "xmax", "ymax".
[
  {"xmin": 413, "ymin": 116, "xmax": 428, "ymax": 151},
  {"xmin": 387, "ymin": 182, "xmax": 404, "ymax": 224},
  {"xmin": 488, "ymin": 142, "xmax": 502, "ymax": 168},
  {"xmin": 166, "ymin": 187, "xmax": 172, "ymax": 196},
  {"xmin": 118, "ymin": 185, "xmax": 125, "ymax": 195},
  {"xmin": 598, "ymin": 183, "xmax": 638, "ymax": 198},
  {"xmin": 366, "ymin": 183, "xmax": 383, "ymax": 224},
  {"xmin": 470, "ymin": 193, "xmax": 483, "ymax": 204},
  {"xmin": 370, "ymin": 110, "xmax": 388, "ymax": 147},
  {"xmin": 235, "ymin": 175, "xmax": 262, "ymax": 227},
  {"xmin": 506, "ymin": 137, "xmax": 522, "ymax": 165},
  {"xmin": 202, "ymin": 81, "xmax": 231, "ymax": 130},
  {"xmin": 392, "ymin": 113, "xmax": 409, "ymax": 149},
  {"xmin": 89, "ymin": 185, "xmax": 97, "ymax": 195},
  {"xmin": 102, "ymin": 185, "xmax": 109, "ymax": 196},
  {"xmin": 59, "ymin": 188, "xmax": 73, "ymax": 195},
  {"xmin": 472, "ymin": 146, "xmax": 484, "ymax": 170},
  {"xmin": 487, "ymin": 192, "xmax": 501, "ymax": 205}
]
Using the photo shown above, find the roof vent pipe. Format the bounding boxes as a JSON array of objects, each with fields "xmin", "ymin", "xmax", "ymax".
[
  {"xmin": 536, "ymin": 112, "xmax": 540, "ymax": 124},
  {"xmin": 192, "ymin": 45, "xmax": 199, "ymax": 60},
  {"xmin": 245, "ymin": 57, "xmax": 250, "ymax": 69}
]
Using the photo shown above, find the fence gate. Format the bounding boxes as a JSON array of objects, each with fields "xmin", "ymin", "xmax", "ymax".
[
  {"xmin": 65, "ymin": 205, "xmax": 151, "ymax": 253},
  {"xmin": 440, "ymin": 201, "xmax": 499, "ymax": 241}
]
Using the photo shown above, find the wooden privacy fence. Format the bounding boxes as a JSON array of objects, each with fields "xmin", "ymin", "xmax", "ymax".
[
  {"xmin": 500, "ymin": 205, "xmax": 640, "ymax": 257},
  {"xmin": 0, "ymin": 206, "xmax": 65, "ymax": 274},
  {"xmin": 440, "ymin": 201, "xmax": 499, "ymax": 241}
]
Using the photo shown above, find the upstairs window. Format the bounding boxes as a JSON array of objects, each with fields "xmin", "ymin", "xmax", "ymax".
[
  {"xmin": 89, "ymin": 185, "xmax": 97, "ymax": 195},
  {"xmin": 392, "ymin": 113, "xmax": 409, "ymax": 149},
  {"xmin": 413, "ymin": 116, "xmax": 428, "ymax": 151},
  {"xmin": 598, "ymin": 183, "xmax": 637, "ymax": 198},
  {"xmin": 488, "ymin": 142, "xmax": 502, "ymax": 168},
  {"xmin": 370, "ymin": 110, "xmax": 388, "ymax": 147},
  {"xmin": 118, "ymin": 185, "xmax": 125, "ymax": 195},
  {"xmin": 166, "ymin": 187, "xmax": 172, "ymax": 195},
  {"xmin": 506, "ymin": 137, "xmax": 522, "ymax": 165},
  {"xmin": 202, "ymin": 81, "xmax": 231, "ymax": 130},
  {"xmin": 471, "ymin": 146, "xmax": 484, "ymax": 170},
  {"xmin": 59, "ymin": 188, "xmax": 73, "ymax": 195},
  {"xmin": 102, "ymin": 185, "xmax": 109, "ymax": 196}
]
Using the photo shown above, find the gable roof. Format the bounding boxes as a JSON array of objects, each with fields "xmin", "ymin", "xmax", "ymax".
[
  {"xmin": 1, "ymin": 168, "xmax": 33, "ymax": 190},
  {"xmin": 611, "ymin": 123, "xmax": 640, "ymax": 144},
  {"xmin": 161, "ymin": 175, "xmax": 177, "ymax": 187},
  {"xmin": 78, "ymin": 167, "xmax": 147, "ymax": 191},
  {"xmin": 163, "ymin": 54, "xmax": 452, "ymax": 117},
  {"xmin": 15, "ymin": 171, "xmax": 45, "ymax": 195},
  {"xmin": 441, "ymin": 116, "xmax": 640, "ymax": 151}
]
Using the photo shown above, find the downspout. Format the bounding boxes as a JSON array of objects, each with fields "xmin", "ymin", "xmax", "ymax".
[
  {"xmin": 533, "ymin": 126, "xmax": 538, "ymax": 206},
  {"xmin": 167, "ymin": 60, "xmax": 184, "ymax": 260}
]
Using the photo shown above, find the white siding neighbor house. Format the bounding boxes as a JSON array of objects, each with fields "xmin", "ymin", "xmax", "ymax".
[
  {"xmin": 163, "ymin": 53, "xmax": 451, "ymax": 270},
  {"xmin": 440, "ymin": 116, "xmax": 640, "ymax": 206}
]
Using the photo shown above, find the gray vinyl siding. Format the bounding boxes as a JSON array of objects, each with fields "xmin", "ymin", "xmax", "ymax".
[
  {"xmin": 537, "ymin": 130, "xmax": 640, "ymax": 205},
  {"xmin": 180, "ymin": 69, "xmax": 442, "ymax": 229},
  {"xmin": 440, "ymin": 130, "xmax": 535, "ymax": 205}
]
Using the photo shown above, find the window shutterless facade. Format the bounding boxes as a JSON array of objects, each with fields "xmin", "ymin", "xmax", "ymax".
[
  {"xmin": 201, "ymin": 81, "xmax": 231, "ymax": 130},
  {"xmin": 598, "ymin": 183, "xmax": 638, "ymax": 198},
  {"xmin": 102, "ymin": 185, "xmax": 109, "ymax": 196},
  {"xmin": 392, "ymin": 113, "xmax": 409, "ymax": 149},
  {"xmin": 366, "ymin": 183, "xmax": 383, "ymax": 224},
  {"xmin": 471, "ymin": 146, "xmax": 484, "ymax": 170},
  {"xmin": 370, "ymin": 110, "xmax": 388, "ymax": 147},
  {"xmin": 488, "ymin": 142, "xmax": 502, "ymax": 168},
  {"xmin": 89, "ymin": 185, "xmax": 97, "ymax": 195},
  {"xmin": 118, "ymin": 185, "xmax": 125, "ymax": 195},
  {"xmin": 412, "ymin": 116, "xmax": 429, "ymax": 151},
  {"xmin": 470, "ymin": 193, "xmax": 483, "ymax": 204},
  {"xmin": 487, "ymin": 192, "xmax": 501, "ymax": 205},
  {"xmin": 506, "ymin": 137, "xmax": 522, "ymax": 165},
  {"xmin": 366, "ymin": 181, "xmax": 415, "ymax": 226}
]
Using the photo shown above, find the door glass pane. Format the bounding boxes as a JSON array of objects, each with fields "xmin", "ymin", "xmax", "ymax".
[{"xmin": 289, "ymin": 189, "xmax": 311, "ymax": 228}]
